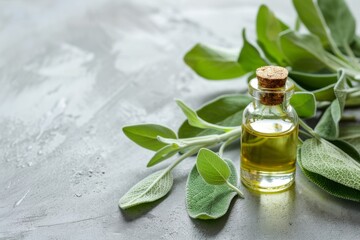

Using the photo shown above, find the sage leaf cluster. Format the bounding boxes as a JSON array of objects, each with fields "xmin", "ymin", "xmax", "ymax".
[{"xmin": 119, "ymin": 0, "xmax": 360, "ymax": 221}]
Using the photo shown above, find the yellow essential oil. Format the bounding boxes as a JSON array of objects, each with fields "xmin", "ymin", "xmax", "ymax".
[
  {"xmin": 241, "ymin": 66, "xmax": 298, "ymax": 192},
  {"xmin": 241, "ymin": 120, "xmax": 298, "ymax": 192}
]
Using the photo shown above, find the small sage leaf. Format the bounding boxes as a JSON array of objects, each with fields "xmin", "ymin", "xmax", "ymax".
[
  {"xmin": 147, "ymin": 144, "xmax": 179, "ymax": 167},
  {"xmin": 290, "ymin": 92, "xmax": 316, "ymax": 118},
  {"xmin": 315, "ymin": 70, "xmax": 348, "ymax": 139},
  {"xmin": 178, "ymin": 94, "xmax": 251, "ymax": 138},
  {"xmin": 186, "ymin": 159, "xmax": 238, "ymax": 219},
  {"xmin": 119, "ymin": 169, "xmax": 173, "ymax": 209},
  {"xmin": 298, "ymin": 148, "xmax": 360, "ymax": 202},
  {"xmin": 196, "ymin": 148, "xmax": 230, "ymax": 185},
  {"xmin": 123, "ymin": 124, "xmax": 177, "ymax": 151},
  {"xmin": 300, "ymin": 138, "xmax": 360, "ymax": 191}
]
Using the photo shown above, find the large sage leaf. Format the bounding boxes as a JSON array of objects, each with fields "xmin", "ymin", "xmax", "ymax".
[
  {"xmin": 186, "ymin": 159, "xmax": 238, "ymax": 219},
  {"xmin": 279, "ymin": 30, "xmax": 330, "ymax": 72},
  {"xmin": 119, "ymin": 169, "xmax": 173, "ymax": 209},
  {"xmin": 298, "ymin": 147, "xmax": 360, "ymax": 202},
  {"xmin": 123, "ymin": 124, "xmax": 177, "ymax": 151},
  {"xmin": 315, "ymin": 70, "xmax": 348, "ymax": 139},
  {"xmin": 178, "ymin": 94, "xmax": 251, "ymax": 138},
  {"xmin": 256, "ymin": 4, "xmax": 288, "ymax": 65},
  {"xmin": 290, "ymin": 92, "xmax": 316, "ymax": 118},
  {"xmin": 184, "ymin": 44, "xmax": 245, "ymax": 80},
  {"xmin": 300, "ymin": 138, "xmax": 360, "ymax": 192},
  {"xmin": 318, "ymin": 0, "xmax": 356, "ymax": 47},
  {"xmin": 292, "ymin": 0, "xmax": 332, "ymax": 48},
  {"xmin": 238, "ymin": 29, "xmax": 267, "ymax": 71}
]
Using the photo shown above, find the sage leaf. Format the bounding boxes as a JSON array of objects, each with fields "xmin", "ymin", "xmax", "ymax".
[
  {"xmin": 315, "ymin": 70, "xmax": 348, "ymax": 139},
  {"xmin": 178, "ymin": 94, "xmax": 251, "ymax": 138},
  {"xmin": 279, "ymin": 30, "xmax": 330, "ymax": 72},
  {"xmin": 123, "ymin": 124, "xmax": 177, "ymax": 151},
  {"xmin": 175, "ymin": 99, "xmax": 234, "ymax": 132},
  {"xmin": 256, "ymin": 4, "xmax": 289, "ymax": 65},
  {"xmin": 292, "ymin": 0, "xmax": 332, "ymax": 48},
  {"xmin": 147, "ymin": 144, "xmax": 179, "ymax": 167},
  {"xmin": 184, "ymin": 44, "xmax": 245, "ymax": 80},
  {"xmin": 289, "ymin": 71, "xmax": 337, "ymax": 90},
  {"xmin": 290, "ymin": 92, "xmax": 316, "ymax": 118},
  {"xmin": 238, "ymin": 29, "xmax": 267, "ymax": 71},
  {"xmin": 119, "ymin": 169, "xmax": 173, "ymax": 209},
  {"xmin": 300, "ymin": 138, "xmax": 360, "ymax": 191},
  {"xmin": 196, "ymin": 148, "xmax": 230, "ymax": 185},
  {"xmin": 318, "ymin": 0, "xmax": 356, "ymax": 47},
  {"xmin": 186, "ymin": 159, "xmax": 238, "ymax": 219},
  {"xmin": 298, "ymin": 148, "xmax": 360, "ymax": 202}
]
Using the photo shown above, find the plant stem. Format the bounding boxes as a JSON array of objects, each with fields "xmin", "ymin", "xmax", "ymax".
[
  {"xmin": 299, "ymin": 118, "xmax": 320, "ymax": 140},
  {"xmin": 167, "ymin": 146, "xmax": 203, "ymax": 172},
  {"xmin": 226, "ymin": 180, "xmax": 244, "ymax": 198},
  {"xmin": 219, "ymin": 135, "xmax": 240, "ymax": 157}
]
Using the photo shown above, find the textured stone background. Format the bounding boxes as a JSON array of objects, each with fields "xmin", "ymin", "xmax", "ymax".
[{"xmin": 1, "ymin": 0, "xmax": 359, "ymax": 239}]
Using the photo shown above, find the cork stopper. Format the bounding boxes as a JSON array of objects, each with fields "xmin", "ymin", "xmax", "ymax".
[{"xmin": 255, "ymin": 66, "xmax": 288, "ymax": 105}]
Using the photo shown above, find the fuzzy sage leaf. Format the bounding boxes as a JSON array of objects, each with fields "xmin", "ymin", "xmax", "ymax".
[
  {"xmin": 197, "ymin": 148, "xmax": 244, "ymax": 197},
  {"xmin": 300, "ymin": 138, "xmax": 360, "ymax": 191},
  {"xmin": 119, "ymin": 169, "xmax": 173, "ymax": 209},
  {"xmin": 186, "ymin": 159, "xmax": 238, "ymax": 219}
]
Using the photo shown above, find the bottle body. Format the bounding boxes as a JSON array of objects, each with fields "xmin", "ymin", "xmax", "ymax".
[{"xmin": 240, "ymin": 78, "xmax": 298, "ymax": 192}]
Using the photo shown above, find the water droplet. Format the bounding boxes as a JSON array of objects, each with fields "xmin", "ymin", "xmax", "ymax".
[{"xmin": 27, "ymin": 162, "xmax": 33, "ymax": 167}]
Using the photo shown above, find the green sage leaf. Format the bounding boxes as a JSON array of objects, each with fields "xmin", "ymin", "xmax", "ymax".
[
  {"xmin": 119, "ymin": 169, "xmax": 173, "ymax": 209},
  {"xmin": 123, "ymin": 124, "xmax": 177, "ymax": 151},
  {"xmin": 315, "ymin": 70, "xmax": 348, "ymax": 139},
  {"xmin": 238, "ymin": 29, "xmax": 267, "ymax": 71},
  {"xmin": 256, "ymin": 4, "xmax": 289, "ymax": 65},
  {"xmin": 184, "ymin": 44, "xmax": 245, "ymax": 80},
  {"xmin": 300, "ymin": 138, "xmax": 360, "ymax": 191},
  {"xmin": 279, "ymin": 30, "xmax": 330, "ymax": 72},
  {"xmin": 292, "ymin": 0, "xmax": 332, "ymax": 48},
  {"xmin": 186, "ymin": 159, "xmax": 238, "ymax": 219},
  {"xmin": 196, "ymin": 148, "xmax": 230, "ymax": 185},
  {"xmin": 318, "ymin": 0, "xmax": 356, "ymax": 47},
  {"xmin": 147, "ymin": 144, "xmax": 179, "ymax": 167},
  {"xmin": 290, "ymin": 92, "xmax": 316, "ymax": 118},
  {"xmin": 178, "ymin": 94, "xmax": 251, "ymax": 138},
  {"xmin": 298, "ymin": 147, "xmax": 360, "ymax": 202}
]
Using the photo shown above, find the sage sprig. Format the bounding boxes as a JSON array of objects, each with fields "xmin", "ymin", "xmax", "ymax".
[{"xmin": 120, "ymin": 0, "xmax": 360, "ymax": 219}]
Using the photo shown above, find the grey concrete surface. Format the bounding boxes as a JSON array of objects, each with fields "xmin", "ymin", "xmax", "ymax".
[{"xmin": 1, "ymin": 0, "xmax": 360, "ymax": 239}]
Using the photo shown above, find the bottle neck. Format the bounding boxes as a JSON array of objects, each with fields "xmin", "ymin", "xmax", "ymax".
[{"xmin": 252, "ymin": 96, "xmax": 290, "ymax": 116}]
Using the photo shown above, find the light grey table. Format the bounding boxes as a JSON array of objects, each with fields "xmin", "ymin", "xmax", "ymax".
[{"xmin": 1, "ymin": 0, "xmax": 359, "ymax": 239}]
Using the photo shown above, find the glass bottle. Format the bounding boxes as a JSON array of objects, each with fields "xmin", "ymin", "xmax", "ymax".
[{"xmin": 241, "ymin": 66, "xmax": 298, "ymax": 192}]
